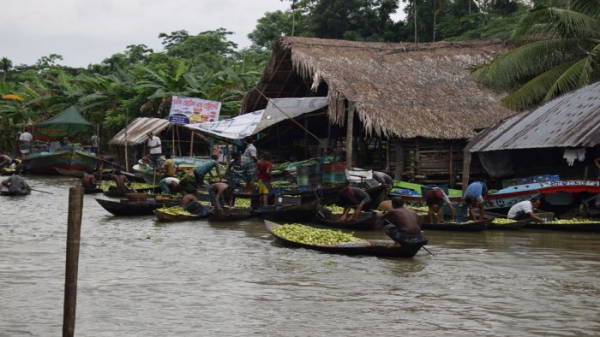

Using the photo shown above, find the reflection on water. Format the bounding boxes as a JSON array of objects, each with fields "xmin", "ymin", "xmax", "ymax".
[{"xmin": 1, "ymin": 176, "xmax": 600, "ymax": 336}]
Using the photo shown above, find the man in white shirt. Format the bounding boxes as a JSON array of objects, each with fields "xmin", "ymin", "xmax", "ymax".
[
  {"xmin": 19, "ymin": 129, "xmax": 33, "ymax": 159},
  {"xmin": 146, "ymin": 132, "xmax": 162, "ymax": 167},
  {"xmin": 507, "ymin": 197, "xmax": 545, "ymax": 222},
  {"xmin": 158, "ymin": 176, "xmax": 180, "ymax": 195}
]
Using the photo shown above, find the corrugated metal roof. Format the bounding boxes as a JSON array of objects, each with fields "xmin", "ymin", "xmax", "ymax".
[
  {"xmin": 109, "ymin": 117, "xmax": 172, "ymax": 146},
  {"xmin": 466, "ymin": 81, "xmax": 600, "ymax": 152}
]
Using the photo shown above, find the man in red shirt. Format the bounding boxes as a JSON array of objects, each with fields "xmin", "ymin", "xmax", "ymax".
[{"xmin": 257, "ymin": 154, "xmax": 273, "ymax": 208}]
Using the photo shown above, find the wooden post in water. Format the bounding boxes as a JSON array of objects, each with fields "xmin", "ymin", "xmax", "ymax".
[
  {"xmin": 346, "ymin": 101, "xmax": 355, "ymax": 169},
  {"xmin": 63, "ymin": 186, "xmax": 84, "ymax": 337}
]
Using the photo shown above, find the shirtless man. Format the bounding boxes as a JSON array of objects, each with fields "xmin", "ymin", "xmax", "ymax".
[
  {"xmin": 82, "ymin": 171, "xmax": 98, "ymax": 193},
  {"xmin": 381, "ymin": 197, "xmax": 427, "ymax": 246},
  {"xmin": 112, "ymin": 170, "xmax": 131, "ymax": 190},
  {"xmin": 208, "ymin": 182, "xmax": 231, "ymax": 210},
  {"xmin": 181, "ymin": 192, "xmax": 210, "ymax": 216}
]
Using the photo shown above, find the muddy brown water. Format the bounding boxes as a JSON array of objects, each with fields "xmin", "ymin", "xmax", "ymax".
[{"xmin": 1, "ymin": 176, "xmax": 599, "ymax": 336}]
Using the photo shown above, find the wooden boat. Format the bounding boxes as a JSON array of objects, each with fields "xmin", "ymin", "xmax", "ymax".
[
  {"xmin": 257, "ymin": 200, "xmax": 319, "ymax": 222},
  {"xmin": 84, "ymin": 188, "xmax": 104, "ymax": 195},
  {"xmin": 420, "ymin": 219, "xmax": 489, "ymax": 231},
  {"xmin": 210, "ymin": 207, "xmax": 255, "ymax": 222},
  {"xmin": 486, "ymin": 219, "xmax": 528, "ymax": 230},
  {"xmin": 1, "ymin": 190, "xmax": 31, "ymax": 196},
  {"xmin": 485, "ymin": 180, "xmax": 600, "ymax": 213},
  {"xmin": 315, "ymin": 208, "xmax": 381, "ymax": 230},
  {"xmin": 95, "ymin": 198, "xmax": 179, "ymax": 216},
  {"xmin": 154, "ymin": 207, "xmax": 208, "ymax": 222},
  {"xmin": 23, "ymin": 148, "xmax": 100, "ymax": 175},
  {"xmin": 265, "ymin": 220, "xmax": 425, "ymax": 257},
  {"xmin": 0, "ymin": 167, "xmax": 18, "ymax": 176},
  {"xmin": 523, "ymin": 221, "xmax": 600, "ymax": 232}
]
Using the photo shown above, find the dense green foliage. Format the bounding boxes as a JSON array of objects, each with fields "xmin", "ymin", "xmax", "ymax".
[{"xmin": 474, "ymin": 0, "xmax": 600, "ymax": 110}]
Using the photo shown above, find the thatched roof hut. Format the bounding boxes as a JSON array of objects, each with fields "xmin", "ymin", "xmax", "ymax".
[{"xmin": 241, "ymin": 37, "xmax": 515, "ymax": 140}]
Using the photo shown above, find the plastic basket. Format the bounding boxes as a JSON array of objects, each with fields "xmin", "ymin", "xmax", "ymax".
[{"xmin": 322, "ymin": 172, "xmax": 346, "ymax": 184}]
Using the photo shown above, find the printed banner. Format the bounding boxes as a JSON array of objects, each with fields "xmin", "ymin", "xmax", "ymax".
[{"xmin": 168, "ymin": 96, "xmax": 221, "ymax": 124}]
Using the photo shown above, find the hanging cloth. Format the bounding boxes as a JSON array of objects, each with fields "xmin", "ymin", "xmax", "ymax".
[{"xmin": 563, "ymin": 149, "xmax": 578, "ymax": 166}]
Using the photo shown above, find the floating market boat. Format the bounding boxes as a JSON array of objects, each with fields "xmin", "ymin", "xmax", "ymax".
[
  {"xmin": 95, "ymin": 198, "xmax": 179, "ymax": 216},
  {"xmin": 257, "ymin": 200, "xmax": 320, "ymax": 223},
  {"xmin": 484, "ymin": 180, "xmax": 600, "ymax": 213},
  {"xmin": 523, "ymin": 220, "xmax": 600, "ymax": 232},
  {"xmin": 210, "ymin": 207, "xmax": 255, "ymax": 222},
  {"xmin": 420, "ymin": 219, "xmax": 489, "ymax": 232},
  {"xmin": 265, "ymin": 220, "xmax": 426, "ymax": 257},
  {"xmin": 22, "ymin": 107, "xmax": 101, "ymax": 175},
  {"xmin": 154, "ymin": 206, "xmax": 209, "ymax": 222},
  {"xmin": 315, "ymin": 208, "xmax": 380, "ymax": 230}
]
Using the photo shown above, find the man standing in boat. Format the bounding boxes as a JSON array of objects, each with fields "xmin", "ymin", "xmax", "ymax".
[
  {"xmin": 18, "ymin": 127, "xmax": 33, "ymax": 159},
  {"xmin": 463, "ymin": 181, "xmax": 488, "ymax": 220},
  {"xmin": 208, "ymin": 182, "xmax": 231, "ymax": 210},
  {"xmin": 373, "ymin": 171, "xmax": 394, "ymax": 190},
  {"xmin": 338, "ymin": 184, "xmax": 371, "ymax": 220},
  {"xmin": 146, "ymin": 131, "xmax": 162, "ymax": 167},
  {"xmin": 507, "ymin": 197, "xmax": 546, "ymax": 223},
  {"xmin": 425, "ymin": 186, "xmax": 456, "ymax": 223},
  {"xmin": 162, "ymin": 153, "xmax": 176, "ymax": 178},
  {"xmin": 193, "ymin": 154, "xmax": 221, "ymax": 188},
  {"xmin": 241, "ymin": 136, "xmax": 258, "ymax": 194},
  {"xmin": 382, "ymin": 197, "xmax": 427, "ymax": 246}
]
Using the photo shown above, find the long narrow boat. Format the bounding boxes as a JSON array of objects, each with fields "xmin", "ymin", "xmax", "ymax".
[
  {"xmin": 315, "ymin": 209, "xmax": 380, "ymax": 230},
  {"xmin": 210, "ymin": 207, "xmax": 255, "ymax": 222},
  {"xmin": 154, "ymin": 207, "xmax": 208, "ymax": 222},
  {"xmin": 523, "ymin": 221, "xmax": 600, "ymax": 232},
  {"xmin": 265, "ymin": 220, "xmax": 426, "ymax": 257},
  {"xmin": 420, "ymin": 219, "xmax": 489, "ymax": 231},
  {"xmin": 257, "ymin": 200, "xmax": 320, "ymax": 223},
  {"xmin": 96, "ymin": 198, "xmax": 179, "ymax": 216},
  {"xmin": 486, "ymin": 219, "xmax": 528, "ymax": 230},
  {"xmin": 1, "ymin": 190, "xmax": 31, "ymax": 196}
]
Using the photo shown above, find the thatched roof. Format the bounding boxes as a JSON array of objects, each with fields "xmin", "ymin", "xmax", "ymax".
[{"xmin": 241, "ymin": 37, "xmax": 516, "ymax": 139}]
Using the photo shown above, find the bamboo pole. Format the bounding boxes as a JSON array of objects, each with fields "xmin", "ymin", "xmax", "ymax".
[
  {"xmin": 63, "ymin": 186, "xmax": 84, "ymax": 337},
  {"xmin": 124, "ymin": 146, "xmax": 129, "ymax": 172},
  {"xmin": 189, "ymin": 132, "xmax": 194, "ymax": 157},
  {"xmin": 449, "ymin": 143, "xmax": 454, "ymax": 187},
  {"xmin": 346, "ymin": 101, "xmax": 355, "ymax": 169},
  {"xmin": 304, "ymin": 119, "xmax": 309, "ymax": 159},
  {"xmin": 461, "ymin": 150, "xmax": 472, "ymax": 194},
  {"xmin": 394, "ymin": 140, "xmax": 404, "ymax": 180},
  {"xmin": 176, "ymin": 125, "xmax": 182, "ymax": 156},
  {"xmin": 171, "ymin": 124, "xmax": 177, "ymax": 156}
]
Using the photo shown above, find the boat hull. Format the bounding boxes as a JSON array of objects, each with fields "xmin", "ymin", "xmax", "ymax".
[
  {"xmin": 23, "ymin": 150, "xmax": 100, "ymax": 175},
  {"xmin": 265, "ymin": 220, "xmax": 424, "ymax": 257}
]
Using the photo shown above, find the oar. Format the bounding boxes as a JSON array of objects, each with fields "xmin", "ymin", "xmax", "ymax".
[
  {"xmin": 421, "ymin": 246, "xmax": 435, "ymax": 257},
  {"xmin": 31, "ymin": 188, "xmax": 54, "ymax": 194}
]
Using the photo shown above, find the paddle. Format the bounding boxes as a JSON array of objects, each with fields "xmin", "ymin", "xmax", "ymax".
[{"xmin": 31, "ymin": 188, "xmax": 54, "ymax": 195}]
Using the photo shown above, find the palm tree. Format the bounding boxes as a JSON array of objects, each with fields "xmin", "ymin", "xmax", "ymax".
[
  {"xmin": 1, "ymin": 57, "xmax": 13, "ymax": 82},
  {"xmin": 473, "ymin": 0, "xmax": 600, "ymax": 110}
]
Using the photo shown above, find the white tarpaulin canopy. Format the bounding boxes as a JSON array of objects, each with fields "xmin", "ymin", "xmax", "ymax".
[{"xmin": 184, "ymin": 97, "xmax": 328, "ymax": 140}]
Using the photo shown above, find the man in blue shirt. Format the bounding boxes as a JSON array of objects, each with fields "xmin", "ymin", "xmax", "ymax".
[
  {"xmin": 463, "ymin": 181, "xmax": 488, "ymax": 220},
  {"xmin": 194, "ymin": 155, "xmax": 221, "ymax": 188}
]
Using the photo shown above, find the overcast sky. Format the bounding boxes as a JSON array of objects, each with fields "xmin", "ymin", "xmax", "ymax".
[{"xmin": 1, "ymin": 0, "xmax": 293, "ymax": 68}]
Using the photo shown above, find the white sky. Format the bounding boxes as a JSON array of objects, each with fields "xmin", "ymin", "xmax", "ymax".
[{"xmin": 1, "ymin": 0, "xmax": 293, "ymax": 68}]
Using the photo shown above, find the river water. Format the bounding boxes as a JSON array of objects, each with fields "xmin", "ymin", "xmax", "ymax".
[{"xmin": 1, "ymin": 176, "xmax": 599, "ymax": 337}]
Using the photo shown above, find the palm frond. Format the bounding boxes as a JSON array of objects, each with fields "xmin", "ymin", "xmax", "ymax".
[
  {"xmin": 473, "ymin": 39, "xmax": 582, "ymax": 87},
  {"xmin": 573, "ymin": 0, "xmax": 600, "ymax": 18},
  {"xmin": 501, "ymin": 62, "xmax": 575, "ymax": 110},
  {"xmin": 514, "ymin": 7, "xmax": 600, "ymax": 41}
]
